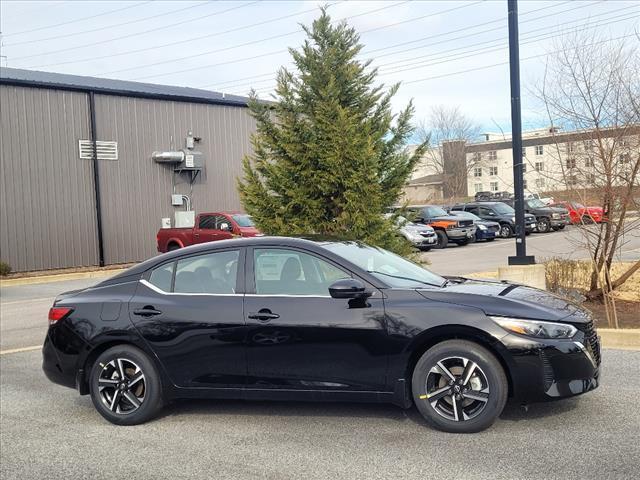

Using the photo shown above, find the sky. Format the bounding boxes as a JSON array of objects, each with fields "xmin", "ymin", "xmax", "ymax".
[{"xmin": 1, "ymin": 0, "xmax": 638, "ymax": 137}]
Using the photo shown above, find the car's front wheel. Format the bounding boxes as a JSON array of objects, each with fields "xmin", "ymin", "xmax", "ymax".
[
  {"xmin": 411, "ymin": 340, "xmax": 508, "ymax": 433},
  {"xmin": 499, "ymin": 224, "xmax": 513, "ymax": 238},
  {"xmin": 434, "ymin": 230, "xmax": 448, "ymax": 249},
  {"xmin": 89, "ymin": 345, "xmax": 164, "ymax": 425}
]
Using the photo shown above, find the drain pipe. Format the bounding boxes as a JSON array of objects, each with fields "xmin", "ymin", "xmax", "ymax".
[{"xmin": 88, "ymin": 91, "xmax": 105, "ymax": 267}]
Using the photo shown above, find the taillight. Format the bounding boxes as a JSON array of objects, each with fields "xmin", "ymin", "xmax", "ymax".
[{"xmin": 48, "ymin": 307, "xmax": 73, "ymax": 325}]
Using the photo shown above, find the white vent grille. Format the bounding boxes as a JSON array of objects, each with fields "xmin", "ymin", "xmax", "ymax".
[{"xmin": 79, "ymin": 140, "xmax": 118, "ymax": 160}]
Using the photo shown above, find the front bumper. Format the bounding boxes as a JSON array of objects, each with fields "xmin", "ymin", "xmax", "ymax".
[
  {"xmin": 502, "ymin": 327, "xmax": 601, "ymax": 402},
  {"xmin": 476, "ymin": 228, "xmax": 497, "ymax": 240},
  {"xmin": 407, "ymin": 234, "xmax": 438, "ymax": 247},
  {"xmin": 447, "ymin": 227, "xmax": 476, "ymax": 240},
  {"xmin": 550, "ymin": 218, "xmax": 566, "ymax": 227}
]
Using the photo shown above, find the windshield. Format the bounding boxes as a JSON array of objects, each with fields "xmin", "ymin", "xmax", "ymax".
[
  {"xmin": 527, "ymin": 199, "xmax": 546, "ymax": 208},
  {"xmin": 451, "ymin": 211, "xmax": 480, "ymax": 221},
  {"xmin": 322, "ymin": 242, "xmax": 445, "ymax": 288},
  {"xmin": 493, "ymin": 203, "xmax": 514, "ymax": 214},
  {"xmin": 231, "ymin": 214, "xmax": 255, "ymax": 227},
  {"xmin": 423, "ymin": 206, "xmax": 448, "ymax": 217}
]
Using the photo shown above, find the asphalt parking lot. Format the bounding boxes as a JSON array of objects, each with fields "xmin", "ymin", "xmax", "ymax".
[
  {"xmin": 1, "ymin": 227, "xmax": 639, "ymax": 480},
  {"xmin": 1, "ymin": 348, "xmax": 639, "ymax": 480}
]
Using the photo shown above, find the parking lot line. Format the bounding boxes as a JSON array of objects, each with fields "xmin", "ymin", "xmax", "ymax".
[{"xmin": 0, "ymin": 345, "xmax": 42, "ymax": 356}]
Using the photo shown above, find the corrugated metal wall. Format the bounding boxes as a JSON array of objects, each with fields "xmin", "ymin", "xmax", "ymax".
[
  {"xmin": 0, "ymin": 86, "xmax": 99, "ymax": 271},
  {"xmin": 0, "ymin": 86, "xmax": 256, "ymax": 272},
  {"xmin": 93, "ymin": 95, "xmax": 256, "ymax": 265}
]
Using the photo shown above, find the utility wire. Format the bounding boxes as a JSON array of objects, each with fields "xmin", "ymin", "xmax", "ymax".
[
  {"xmin": 128, "ymin": 0, "xmax": 485, "ymax": 80},
  {"xmin": 4, "ymin": 1, "xmax": 215, "ymax": 47},
  {"xmin": 11, "ymin": 1, "xmax": 260, "ymax": 60},
  {"xmin": 243, "ymin": 32, "xmax": 637, "ymax": 95},
  {"xmin": 19, "ymin": 1, "xmax": 346, "ymax": 68},
  {"xmin": 2, "ymin": 1, "xmax": 153, "ymax": 37},
  {"xmin": 206, "ymin": 0, "xmax": 613, "ymax": 91}
]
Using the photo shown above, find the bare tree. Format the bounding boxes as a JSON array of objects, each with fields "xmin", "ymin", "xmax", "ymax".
[
  {"xmin": 536, "ymin": 30, "xmax": 640, "ymax": 326},
  {"xmin": 414, "ymin": 105, "xmax": 482, "ymax": 199}
]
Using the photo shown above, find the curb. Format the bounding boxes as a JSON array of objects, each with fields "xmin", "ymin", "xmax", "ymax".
[
  {"xmin": 598, "ymin": 328, "xmax": 640, "ymax": 350},
  {"xmin": 0, "ymin": 268, "xmax": 128, "ymax": 287}
]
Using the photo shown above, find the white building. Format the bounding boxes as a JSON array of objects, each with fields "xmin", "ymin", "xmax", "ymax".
[{"xmin": 408, "ymin": 126, "xmax": 639, "ymax": 201}]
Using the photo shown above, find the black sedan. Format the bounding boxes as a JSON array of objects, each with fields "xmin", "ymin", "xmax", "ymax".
[
  {"xmin": 43, "ymin": 237, "xmax": 600, "ymax": 433},
  {"xmin": 448, "ymin": 210, "xmax": 500, "ymax": 242}
]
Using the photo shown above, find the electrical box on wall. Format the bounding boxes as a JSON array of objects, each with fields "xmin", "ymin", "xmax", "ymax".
[
  {"xmin": 161, "ymin": 218, "xmax": 171, "ymax": 229},
  {"xmin": 175, "ymin": 211, "xmax": 195, "ymax": 228},
  {"xmin": 171, "ymin": 194, "xmax": 183, "ymax": 206}
]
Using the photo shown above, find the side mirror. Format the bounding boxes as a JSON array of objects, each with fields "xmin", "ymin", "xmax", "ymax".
[
  {"xmin": 329, "ymin": 278, "xmax": 371, "ymax": 299},
  {"xmin": 219, "ymin": 222, "xmax": 232, "ymax": 231}
]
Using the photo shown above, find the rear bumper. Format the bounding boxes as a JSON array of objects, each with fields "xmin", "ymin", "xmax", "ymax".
[
  {"xmin": 42, "ymin": 326, "xmax": 89, "ymax": 392},
  {"xmin": 503, "ymin": 330, "xmax": 601, "ymax": 402}
]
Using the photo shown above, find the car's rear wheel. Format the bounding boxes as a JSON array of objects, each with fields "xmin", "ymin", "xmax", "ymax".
[
  {"xmin": 434, "ymin": 230, "xmax": 448, "ymax": 249},
  {"xmin": 167, "ymin": 243, "xmax": 180, "ymax": 251},
  {"xmin": 411, "ymin": 340, "xmax": 508, "ymax": 433},
  {"xmin": 89, "ymin": 345, "xmax": 163, "ymax": 425}
]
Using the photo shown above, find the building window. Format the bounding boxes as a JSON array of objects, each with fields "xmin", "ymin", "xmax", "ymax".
[
  {"xmin": 535, "ymin": 178, "xmax": 545, "ymax": 188},
  {"xmin": 472, "ymin": 152, "xmax": 482, "ymax": 162},
  {"xmin": 585, "ymin": 157, "xmax": 594, "ymax": 167},
  {"xmin": 586, "ymin": 173, "xmax": 596, "ymax": 183},
  {"xmin": 619, "ymin": 153, "xmax": 629, "ymax": 163},
  {"xmin": 567, "ymin": 175, "xmax": 578, "ymax": 186},
  {"xmin": 566, "ymin": 158, "xmax": 576, "ymax": 169},
  {"xmin": 535, "ymin": 162, "xmax": 544, "ymax": 171},
  {"xmin": 535, "ymin": 145, "xmax": 543, "ymax": 156},
  {"xmin": 474, "ymin": 183, "xmax": 483, "ymax": 193},
  {"xmin": 489, "ymin": 166, "xmax": 498, "ymax": 176},
  {"xmin": 584, "ymin": 140, "xmax": 594, "ymax": 151},
  {"xmin": 490, "ymin": 182, "xmax": 499, "ymax": 192},
  {"xmin": 566, "ymin": 142, "xmax": 576, "ymax": 153},
  {"xmin": 474, "ymin": 167, "xmax": 482, "ymax": 177},
  {"xmin": 488, "ymin": 150, "xmax": 497, "ymax": 160}
]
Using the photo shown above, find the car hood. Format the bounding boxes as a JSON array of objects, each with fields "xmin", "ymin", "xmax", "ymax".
[
  {"xmin": 403, "ymin": 224, "xmax": 434, "ymax": 234},
  {"xmin": 475, "ymin": 220, "xmax": 500, "ymax": 227},
  {"xmin": 416, "ymin": 278, "xmax": 591, "ymax": 323}
]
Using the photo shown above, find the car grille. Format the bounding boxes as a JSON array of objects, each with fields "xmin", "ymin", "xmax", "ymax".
[
  {"xmin": 457, "ymin": 219, "xmax": 474, "ymax": 228},
  {"xmin": 488, "ymin": 225, "xmax": 500, "ymax": 233},
  {"xmin": 419, "ymin": 232, "xmax": 435, "ymax": 238},
  {"xmin": 581, "ymin": 320, "xmax": 601, "ymax": 365}
]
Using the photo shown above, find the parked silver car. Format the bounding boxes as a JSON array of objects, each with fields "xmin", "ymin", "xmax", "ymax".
[{"xmin": 392, "ymin": 215, "xmax": 438, "ymax": 250}]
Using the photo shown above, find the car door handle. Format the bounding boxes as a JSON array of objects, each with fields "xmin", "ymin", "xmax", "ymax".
[
  {"xmin": 248, "ymin": 310, "xmax": 280, "ymax": 321},
  {"xmin": 133, "ymin": 307, "xmax": 162, "ymax": 317}
]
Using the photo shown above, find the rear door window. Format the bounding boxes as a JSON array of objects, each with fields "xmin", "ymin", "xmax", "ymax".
[
  {"xmin": 174, "ymin": 250, "xmax": 240, "ymax": 294},
  {"xmin": 198, "ymin": 215, "xmax": 217, "ymax": 229}
]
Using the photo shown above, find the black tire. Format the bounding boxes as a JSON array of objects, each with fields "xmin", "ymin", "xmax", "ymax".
[
  {"xmin": 558, "ymin": 224, "xmax": 565, "ymax": 230},
  {"xmin": 454, "ymin": 239, "xmax": 469, "ymax": 246},
  {"xmin": 89, "ymin": 345, "xmax": 164, "ymax": 426},
  {"xmin": 411, "ymin": 340, "xmax": 508, "ymax": 433},
  {"xmin": 434, "ymin": 230, "xmax": 448, "ymax": 249},
  {"xmin": 418, "ymin": 246, "xmax": 432, "ymax": 252},
  {"xmin": 537, "ymin": 218, "xmax": 551, "ymax": 233},
  {"xmin": 499, "ymin": 224, "xmax": 513, "ymax": 238},
  {"xmin": 167, "ymin": 243, "xmax": 180, "ymax": 252}
]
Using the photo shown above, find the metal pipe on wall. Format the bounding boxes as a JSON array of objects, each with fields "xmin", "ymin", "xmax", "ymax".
[{"xmin": 88, "ymin": 91, "xmax": 105, "ymax": 267}]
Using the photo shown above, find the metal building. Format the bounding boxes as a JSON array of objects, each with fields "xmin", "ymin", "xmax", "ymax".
[{"xmin": 0, "ymin": 68, "xmax": 256, "ymax": 272}]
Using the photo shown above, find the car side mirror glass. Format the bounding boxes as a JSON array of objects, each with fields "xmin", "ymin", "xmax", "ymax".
[
  {"xmin": 329, "ymin": 278, "xmax": 371, "ymax": 299},
  {"xmin": 219, "ymin": 222, "xmax": 231, "ymax": 231}
]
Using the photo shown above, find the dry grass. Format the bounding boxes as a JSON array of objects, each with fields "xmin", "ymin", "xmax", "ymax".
[{"xmin": 464, "ymin": 261, "xmax": 640, "ymax": 302}]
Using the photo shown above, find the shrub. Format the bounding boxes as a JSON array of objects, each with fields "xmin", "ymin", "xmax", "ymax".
[{"xmin": 0, "ymin": 260, "xmax": 11, "ymax": 276}]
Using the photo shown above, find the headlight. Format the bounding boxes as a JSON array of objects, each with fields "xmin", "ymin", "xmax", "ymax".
[
  {"xmin": 552, "ymin": 213, "xmax": 560, "ymax": 219},
  {"xmin": 478, "ymin": 224, "xmax": 487, "ymax": 230},
  {"xmin": 490, "ymin": 316, "xmax": 577, "ymax": 339},
  {"xmin": 511, "ymin": 216, "xmax": 516, "ymax": 222}
]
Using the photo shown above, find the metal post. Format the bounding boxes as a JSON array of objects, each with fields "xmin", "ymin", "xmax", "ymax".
[
  {"xmin": 507, "ymin": 0, "xmax": 534, "ymax": 265},
  {"xmin": 88, "ymin": 91, "xmax": 105, "ymax": 267}
]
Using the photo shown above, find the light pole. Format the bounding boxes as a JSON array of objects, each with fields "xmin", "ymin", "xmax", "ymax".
[{"xmin": 507, "ymin": 0, "xmax": 535, "ymax": 265}]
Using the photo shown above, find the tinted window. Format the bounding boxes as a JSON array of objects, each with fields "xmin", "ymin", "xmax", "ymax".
[
  {"xmin": 174, "ymin": 250, "xmax": 239, "ymax": 294},
  {"xmin": 149, "ymin": 262, "xmax": 174, "ymax": 292},
  {"xmin": 466, "ymin": 206, "xmax": 480, "ymax": 215},
  {"xmin": 198, "ymin": 215, "xmax": 216, "ymax": 229},
  {"xmin": 493, "ymin": 203, "xmax": 515, "ymax": 214},
  {"xmin": 422, "ymin": 206, "xmax": 448, "ymax": 217},
  {"xmin": 254, "ymin": 248, "xmax": 349, "ymax": 296},
  {"xmin": 214, "ymin": 215, "xmax": 231, "ymax": 230},
  {"xmin": 478, "ymin": 207, "xmax": 494, "ymax": 216}
]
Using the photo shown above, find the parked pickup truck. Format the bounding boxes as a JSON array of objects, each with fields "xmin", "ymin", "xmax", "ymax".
[{"xmin": 157, "ymin": 212, "xmax": 262, "ymax": 253}]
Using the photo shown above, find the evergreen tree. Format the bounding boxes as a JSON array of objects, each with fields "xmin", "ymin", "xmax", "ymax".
[{"xmin": 238, "ymin": 9, "xmax": 427, "ymax": 254}]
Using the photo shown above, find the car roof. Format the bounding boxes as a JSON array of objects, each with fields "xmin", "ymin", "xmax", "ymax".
[{"xmin": 106, "ymin": 236, "xmax": 366, "ymax": 280}]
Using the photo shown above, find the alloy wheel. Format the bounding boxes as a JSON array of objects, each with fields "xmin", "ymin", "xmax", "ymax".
[
  {"xmin": 97, "ymin": 358, "xmax": 146, "ymax": 415},
  {"xmin": 500, "ymin": 225, "xmax": 512, "ymax": 238},
  {"xmin": 422, "ymin": 356, "xmax": 490, "ymax": 422}
]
